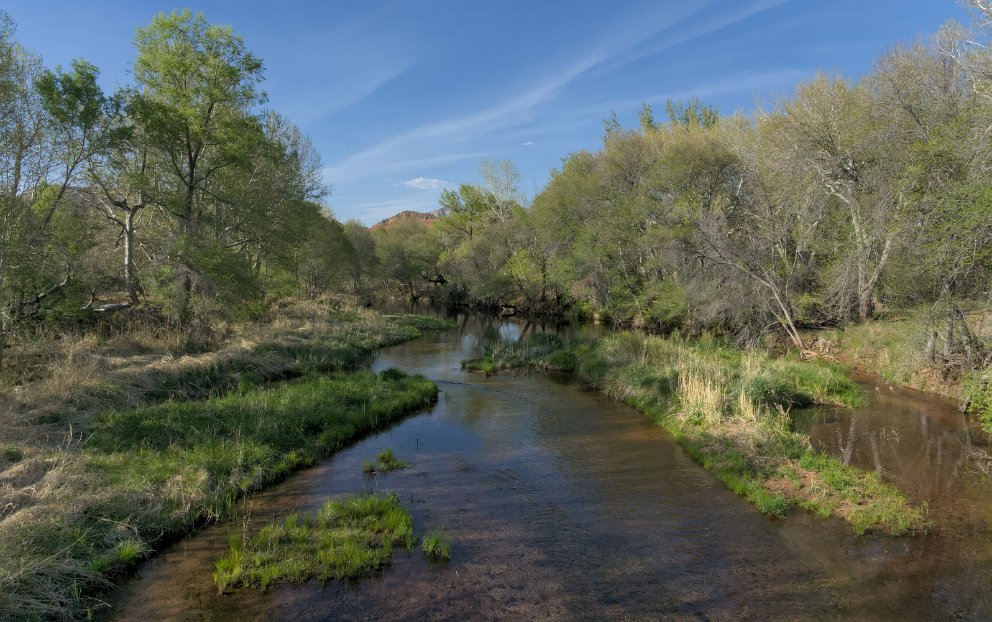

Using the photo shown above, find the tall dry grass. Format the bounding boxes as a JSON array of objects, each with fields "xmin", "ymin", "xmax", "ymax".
[{"xmin": 0, "ymin": 297, "xmax": 448, "ymax": 621}]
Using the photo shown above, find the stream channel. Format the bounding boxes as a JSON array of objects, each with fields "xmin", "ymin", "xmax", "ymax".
[{"xmin": 102, "ymin": 310, "xmax": 992, "ymax": 621}]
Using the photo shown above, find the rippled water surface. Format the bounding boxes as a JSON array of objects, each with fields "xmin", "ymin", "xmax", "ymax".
[{"xmin": 102, "ymin": 312, "xmax": 992, "ymax": 621}]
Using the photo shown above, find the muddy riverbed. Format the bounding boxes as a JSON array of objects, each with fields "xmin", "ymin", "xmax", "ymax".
[{"xmin": 101, "ymin": 314, "xmax": 992, "ymax": 621}]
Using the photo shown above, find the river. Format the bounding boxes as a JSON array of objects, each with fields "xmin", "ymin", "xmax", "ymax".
[{"xmin": 101, "ymin": 311, "xmax": 992, "ymax": 621}]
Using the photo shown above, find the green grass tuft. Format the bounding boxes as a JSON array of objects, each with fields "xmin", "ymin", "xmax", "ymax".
[
  {"xmin": 384, "ymin": 315, "xmax": 457, "ymax": 332},
  {"xmin": 376, "ymin": 448, "xmax": 410, "ymax": 472},
  {"xmin": 3, "ymin": 444, "xmax": 23, "ymax": 462},
  {"xmin": 464, "ymin": 333, "xmax": 579, "ymax": 374},
  {"xmin": 421, "ymin": 530, "xmax": 451, "ymax": 561},
  {"xmin": 213, "ymin": 493, "xmax": 414, "ymax": 592},
  {"xmin": 362, "ymin": 448, "xmax": 411, "ymax": 476}
]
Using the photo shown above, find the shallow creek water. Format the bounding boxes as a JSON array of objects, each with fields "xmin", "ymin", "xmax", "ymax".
[{"xmin": 102, "ymin": 312, "xmax": 992, "ymax": 621}]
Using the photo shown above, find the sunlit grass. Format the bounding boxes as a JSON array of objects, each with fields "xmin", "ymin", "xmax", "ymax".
[
  {"xmin": 421, "ymin": 530, "xmax": 451, "ymax": 561},
  {"xmin": 362, "ymin": 448, "xmax": 411, "ymax": 476},
  {"xmin": 809, "ymin": 318, "xmax": 960, "ymax": 397},
  {"xmin": 214, "ymin": 494, "xmax": 415, "ymax": 592}
]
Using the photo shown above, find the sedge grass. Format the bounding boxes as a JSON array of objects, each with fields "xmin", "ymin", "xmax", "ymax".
[
  {"xmin": 375, "ymin": 449, "xmax": 410, "ymax": 473},
  {"xmin": 362, "ymin": 448, "xmax": 410, "ymax": 476},
  {"xmin": 421, "ymin": 530, "xmax": 451, "ymax": 561},
  {"xmin": 214, "ymin": 493, "xmax": 414, "ymax": 592},
  {"xmin": 464, "ymin": 333, "xmax": 578, "ymax": 374}
]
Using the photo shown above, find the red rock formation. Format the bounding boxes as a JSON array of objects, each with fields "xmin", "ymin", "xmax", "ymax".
[{"xmin": 369, "ymin": 208, "xmax": 445, "ymax": 230}]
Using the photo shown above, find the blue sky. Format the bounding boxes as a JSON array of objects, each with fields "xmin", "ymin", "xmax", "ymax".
[{"xmin": 3, "ymin": 1, "xmax": 967, "ymax": 225}]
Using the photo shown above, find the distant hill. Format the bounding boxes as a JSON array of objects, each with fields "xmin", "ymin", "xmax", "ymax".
[{"xmin": 369, "ymin": 208, "xmax": 446, "ymax": 231}]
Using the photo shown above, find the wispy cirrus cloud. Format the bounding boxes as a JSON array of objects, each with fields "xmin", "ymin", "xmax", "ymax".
[
  {"xmin": 323, "ymin": 151, "xmax": 483, "ymax": 185},
  {"xmin": 577, "ymin": 68, "xmax": 811, "ymax": 119},
  {"xmin": 283, "ymin": 61, "xmax": 414, "ymax": 122},
  {"xmin": 401, "ymin": 177, "xmax": 452, "ymax": 190},
  {"xmin": 275, "ymin": 17, "xmax": 418, "ymax": 123},
  {"xmin": 601, "ymin": 0, "xmax": 793, "ymax": 74},
  {"xmin": 322, "ymin": 0, "xmax": 793, "ymax": 187}
]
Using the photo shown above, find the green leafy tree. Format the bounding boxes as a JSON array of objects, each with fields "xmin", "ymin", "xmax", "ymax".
[
  {"xmin": 343, "ymin": 220, "xmax": 378, "ymax": 295},
  {"xmin": 777, "ymin": 75, "xmax": 903, "ymax": 321},
  {"xmin": 131, "ymin": 10, "xmax": 266, "ymax": 322},
  {"xmin": 665, "ymin": 97, "xmax": 719, "ymax": 130},
  {"xmin": 0, "ymin": 13, "xmax": 108, "ymax": 363},
  {"xmin": 373, "ymin": 217, "xmax": 441, "ymax": 300}
]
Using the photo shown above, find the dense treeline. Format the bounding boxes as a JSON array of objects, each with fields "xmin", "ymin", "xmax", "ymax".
[
  {"xmin": 6, "ymin": 6, "xmax": 991, "ymax": 393},
  {"xmin": 0, "ymin": 10, "xmax": 357, "ymax": 366},
  {"xmin": 370, "ymin": 5, "xmax": 992, "ymax": 385}
]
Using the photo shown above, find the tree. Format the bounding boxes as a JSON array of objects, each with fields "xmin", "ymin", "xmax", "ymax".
[
  {"xmin": 296, "ymin": 214, "xmax": 354, "ymax": 299},
  {"xmin": 85, "ymin": 89, "xmax": 153, "ymax": 307},
  {"xmin": 778, "ymin": 75, "xmax": 904, "ymax": 321},
  {"xmin": 373, "ymin": 217, "xmax": 440, "ymax": 299},
  {"xmin": 479, "ymin": 159, "xmax": 524, "ymax": 221},
  {"xmin": 216, "ymin": 112, "xmax": 327, "ymax": 290},
  {"xmin": 343, "ymin": 220, "xmax": 377, "ymax": 295},
  {"xmin": 878, "ymin": 42, "xmax": 992, "ymax": 370},
  {"xmin": 686, "ymin": 115, "xmax": 823, "ymax": 349},
  {"xmin": 38, "ymin": 66, "xmax": 157, "ymax": 309},
  {"xmin": 131, "ymin": 10, "xmax": 266, "ymax": 322},
  {"xmin": 529, "ymin": 151, "xmax": 599, "ymax": 308},
  {"xmin": 665, "ymin": 97, "xmax": 719, "ymax": 130},
  {"xmin": 639, "ymin": 101, "xmax": 657, "ymax": 133},
  {"xmin": 438, "ymin": 183, "xmax": 488, "ymax": 240},
  {"xmin": 0, "ymin": 14, "xmax": 105, "ymax": 364}
]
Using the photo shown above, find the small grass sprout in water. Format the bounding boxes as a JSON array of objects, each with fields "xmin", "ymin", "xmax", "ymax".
[
  {"xmin": 463, "ymin": 333, "xmax": 578, "ymax": 374},
  {"xmin": 376, "ymin": 448, "xmax": 409, "ymax": 472},
  {"xmin": 213, "ymin": 493, "xmax": 414, "ymax": 592},
  {"xmin": 363, "ymin": 448, "xmax": 411, "ymax": 475},
  {"xmin": 362, "ymin": 458, "xmax": 377, "ymax": 475},
  {"xmin": 421, "ymin": 530, "xmax": 451, "ymax": 561}
]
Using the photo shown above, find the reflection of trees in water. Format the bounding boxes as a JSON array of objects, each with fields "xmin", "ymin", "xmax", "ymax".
[{"xmin": 821, "ymin": 402, "xmax": 977, "ymax": 503}]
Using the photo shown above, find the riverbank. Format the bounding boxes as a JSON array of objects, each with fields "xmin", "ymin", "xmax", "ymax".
[
  {"xmin": 0, "ymin": 299, "xmax": 450, "ymax": 621},
  {"xmin": 466, "ymin": 331, "xmax": 927, "ymax": 535},
  {"xmin": 807, "ymin": 314, "xmax": 992, "ymax": 431},
  {"xmin": 807, "ymin": 319, "xmax": 964, "ymax": 400}
]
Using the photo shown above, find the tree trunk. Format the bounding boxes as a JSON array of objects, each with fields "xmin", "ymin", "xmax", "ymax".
[
  {"xmin": 540, "ymin": 257, "xmax": 547, "ymax": 303},
  {"xmin": 0, "ymin": 317, "xmax": 6, "ymax": 371},
  {"xmin": 124, "ymin": 208, "xmax": 139, "ymax": 305},
  {"xmin": 858, "ymin": 292, "xmax": 872, "ymax": 322},
  {"xmin": 176, "ymin": 165, "xmax": 198, "ymax": 327},
  {"xmin": 943, "ymin": 315, "xmax": 954, "ymax": 360},
  {"xmin": 954, "ymin": 306, "xmax": 982, "ymax": 368},
  {"xmin": 770, "ymin": 287, "xmax": 805, "ymax": 350}
]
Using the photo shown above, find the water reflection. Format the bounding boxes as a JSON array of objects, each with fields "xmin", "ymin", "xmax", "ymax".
[
  {"xmin": 101, "ymin": 310, "xmax": 992, "ymax": 621},
  {"xmin": 795, "ymin": 380, "xmax": 992, "ymax": 528}
]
